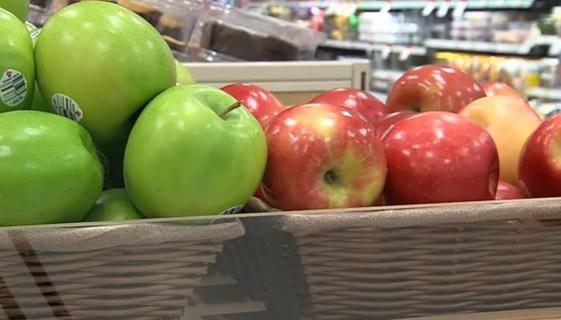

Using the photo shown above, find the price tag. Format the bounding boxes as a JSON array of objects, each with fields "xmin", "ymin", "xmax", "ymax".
[
  {"xmin": 380, "ymin": 0, "xmax": 392, "ymax": 13},
  {"xmin": 452, "ymin": 0, "xmax": 468, "ymax": 18},
  {"xmin": 437, "ymin": 0, "xmax": 450, "ymax": 17},
  {"xmin": 422, "ymin": 0, "xmax": 437, "ymax": 16},
  {"xmin": 381, "ymin": 45, "xmax": 392, "ymax": 60},
  {"xmin": 399, "ymin": 47, "xmax": 411, "ymax": 61}
]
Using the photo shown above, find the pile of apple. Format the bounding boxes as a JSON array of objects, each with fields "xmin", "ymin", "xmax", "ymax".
[
  {"xmin": 0, "ymin": 1, "xmax": 265, "ymax": 226},
  {"xmin": 1, "ymin": 1, "xmax": 560, "ymax": 228},
  {"xmin": 226, "ymin": 65, "xmax": 561, "ymax": 211}
]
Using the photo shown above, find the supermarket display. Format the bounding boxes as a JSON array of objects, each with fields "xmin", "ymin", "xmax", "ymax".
[
  {"xmin": 0, "ymin": 8, "xmax": 35, "ymax": 111},
  {"xmin": 0, "ymin": 111, "xmax": 103, "ymax": 227},
  {"xmin": 83, "ymin": 188, "xmax": 144, "ymax": 222},
  {"xmin": 262, "ymin": 103, "xmax": 386, "ymax": 210},
  {"xmin": 459, "ymin": 95, "xmax": 542, "ymax": 186},
  {"xmin": 519, "ymin": 113, "xmax": 561, "ymax": 197},
  {"xmin": 386, "ymin": 64, "xmax": 486, "ymax": 113},
  {"xmin": 124, "ymin": 84, "xmax": 267, "ymax": 217},
  {"xmin": 6, "ymin": 0, "xmax": 561, "ymax": 319}
]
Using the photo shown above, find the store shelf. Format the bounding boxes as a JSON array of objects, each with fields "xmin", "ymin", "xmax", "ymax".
[
  {"xmin": 321, "ymin": 37, "xmax": 560, "ymax": 57},
  {"xmin": 425, "ymin": 39, "xmax": 533, "ymax": 55},
  {"xmin": 426, "ymin": 36, "xmax": 561, "ymax": 56},
  {"xmin": 320, "ymin": 39, "xmax": 427, "ymax": 55},
  {"xmin": 372, "ymin": 69, "xmax": 404, "ymax": 82},
  {"xmin": 525, "ymin": 87, "xmax": 561, "ymax": 100},
  {"xmin": 258, "ymin": 0, "xmax": 535, "ymax": 10}
]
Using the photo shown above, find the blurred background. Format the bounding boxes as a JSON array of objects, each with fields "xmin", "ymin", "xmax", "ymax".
[{"xmin": 28, "ymin": 0, "xmax": 561, "ymax": 117}]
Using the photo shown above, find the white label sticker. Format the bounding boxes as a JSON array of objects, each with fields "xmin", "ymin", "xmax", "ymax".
[
  {"xmin": 220, "ymin": 205, "xmax": 244, "ymax": 215},
  {"xmin": 52, "ymin": 93, "xmax": 84, "ymax": 121},
  {"xmin": 30, "ymin": 29, "xmax": 41, "ymax": 41},
  {"xmin": 0, "ymin": 69, "xmax": 27, "ymax": 107}
]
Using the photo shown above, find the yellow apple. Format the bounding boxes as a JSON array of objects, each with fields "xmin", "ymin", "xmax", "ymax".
[{"xmin": 459, "ymin": 95, "xmax": 542, "ymax": 186}]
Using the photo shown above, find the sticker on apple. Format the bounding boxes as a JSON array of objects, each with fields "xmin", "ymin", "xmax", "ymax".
[
  {"xmin": 52, "ymin": 93, "xmax": 84, "ymax": 121},
  {"xmin": 30, "ymin": 29, "xmax": 41, "ymax": 41},
  {"xmin": 0, "ymin": 69, "xmax": 27, "ymax": 107},
  {"xmin": 219, "ymin": 205, "xmax": 244, "ymax": 215}
]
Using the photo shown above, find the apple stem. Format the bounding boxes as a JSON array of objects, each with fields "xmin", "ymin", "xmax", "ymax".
[{"xmin": 219, "ymin": 101, "xmax": 242, "ymax": 119}]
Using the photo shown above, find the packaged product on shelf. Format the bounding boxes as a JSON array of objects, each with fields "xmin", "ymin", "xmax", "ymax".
[
  {"xmin": 188, "ymin": 2, "xmax": 325, "ymax": 61},
  {"xmin": 39, "ymin": 0, "xmax": 325, "ymax": 62}
]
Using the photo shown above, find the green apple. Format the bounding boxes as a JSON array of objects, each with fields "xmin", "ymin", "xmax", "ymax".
[
  {"xmin": 0, "ymin": 8, "xmax": 34, "ymax": 111},
  {"xmin": 84, "ymin": 188, "xmax": 144, "ymax": 222},
  {"xmin": 124, "ymin": 84, "xmax": 267, "ymax": 218},
  {"xmin": 0, "ymin": 0, "xmax": 29, "ymax": 22},
  {"xmin": 0, "ymin": 111, "xmax": 104, "ymax": 226},
  {"xmin": 35, "ymin": 1, "xmax": 176, "ymax": 144},
  {"xmin": 176, "ymin": 60, "xmax": 195, "ymax": 85}
]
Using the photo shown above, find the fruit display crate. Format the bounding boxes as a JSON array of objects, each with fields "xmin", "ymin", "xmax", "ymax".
[
  {"xmin": 0, "ymin": 219, "xmax": 245, "ymax": 319},
  {"xmin": 3, "ymin": 199, "xmax": 561, "ymax": 319},
  {"xmin": 214, "ymin": 198, "xmax": 561, "ymax": 320}
]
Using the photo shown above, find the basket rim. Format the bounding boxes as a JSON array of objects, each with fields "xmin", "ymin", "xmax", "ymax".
[
  {"xmin": 277, "ymin": 198, "xmax": 561, "ymax": 236},
  {"xmin": 0, "ymin": 220, "xmax": 245, "ymax": 252}
]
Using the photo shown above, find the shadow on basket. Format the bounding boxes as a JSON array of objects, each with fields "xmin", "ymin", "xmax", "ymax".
[{"xmin": 0, "ymin": 219, "xmax": 244, "ymax": 319}]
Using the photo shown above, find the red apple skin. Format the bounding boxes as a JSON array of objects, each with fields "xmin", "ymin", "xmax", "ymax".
[
  {"xmin": 519, "ymin": 114, "xmax": 561, "ymax": 197},
  {"xmin": 482, "ymin": 82, "xmax": 521, "ymax": 98},
  {"xmin": 386, "ymin": 65, "xmax": 486, "ymax": 113},
  {"xmin": 222, "ymin": 83, "xmax": 285, "ymax": 129},
  {"xmin": 495, "ymin": 181, "xmax": 526, "ymax": 200},
  {"xmin": 383, "ymin": 112, "xmax": 499, "ymax": 205},
  {"xmin": 377, "ymin": 111, "xmax": 417, "ymax": 140},
  {"xmin": 309, "ymin": 88, "xmax": 387, "ymax": 125},
  {"xmin": 263, "ymin": 103, "xmax": 387, "ymax": 210}
]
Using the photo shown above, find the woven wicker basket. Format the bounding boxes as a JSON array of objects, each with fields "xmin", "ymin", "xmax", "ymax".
[
  {"xmin": 276, "ymin": 198, "xmax": 561, "ymax": 320},
  {"xmin": 0, "ymin": 220, "xmax": 244, "ymax": 320}
]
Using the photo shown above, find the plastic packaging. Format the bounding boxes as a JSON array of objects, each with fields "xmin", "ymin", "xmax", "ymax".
[
  {"xmin": 39, "ymin": 0, "xmax": 325, "ymax": 62},
  {"xmin": 187, "ymin": 1, "xmax": 325, "ymax": 61}
]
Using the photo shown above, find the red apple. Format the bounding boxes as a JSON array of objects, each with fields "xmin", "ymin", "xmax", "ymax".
[
  {"xmin": 309, "ymin": 88, "xmax": 387, "ymax": 125},
  {"xmin": 376, "ymin": 111, "xmax": 417, "ymax": 140},
  {"xmin": 519, "ymin": 114, "xmax": 561, "ymax": 197},
  {"xmin": 263, "ymin": 103, "xmax": 386, "ymax": 210},
  {"xmin": 222, "ymin": 83, "xmax": 285, "ymax": 129},
  {"xmin": 383, "ymin": 112, "xmax": 499, "ymax": 205},
  {"xmin": 386, "ymin": 65, "xmax": 486, "ymax": 113},
  {"xmin": 459, "ymin": 96, "xmax": 542, "ymax": 186},
  {"xmin": 495, "ymin": 181, "xmax": 525, "ymax": 200},
  {"xmin": 482, "ymin": 82, "xmax": 521, "ymax": 98}
]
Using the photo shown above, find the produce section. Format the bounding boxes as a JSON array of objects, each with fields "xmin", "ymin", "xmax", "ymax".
[{"xmin": 4, "ymin": 0, "xmax": 561, "ymax": 319}]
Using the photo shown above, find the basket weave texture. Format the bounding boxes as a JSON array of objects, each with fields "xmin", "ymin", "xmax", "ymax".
[
  {"xmin": 279, "ymin": 199, "xmax": 561, "ymax": 320},
  {"xmin": 0, "ymin": 221, "xmax": 244, "ymax": 320}
]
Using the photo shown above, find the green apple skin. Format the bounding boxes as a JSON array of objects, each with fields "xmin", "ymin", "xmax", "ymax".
[
  {"xmin": 84, "ymin": 188, "xmax": 144, "ymax": 222},
  {"xmin": 0, "ymin": 8, "xmax": 34, "ymax": 111},
  {"xmin": 176, "ymin": 61, "xmax": 195, "ymax": 86},
  {"xmin": 0, "ymin": 111, "xmax": 104, "ymax": 227},
  {"xmin": 35, "ymin": 1, "xmax": 176, "ymax": 144},
  {"xmin": 124, "ymin": 85, "xmax": 267, "ymax": 218},
  {"xmin": 0, "ymin": 0, "xmax": 29, "ymax": 22},
  {"xmin": 31, "ymin": 83, "xmax": 51, "ymax": 112}
]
